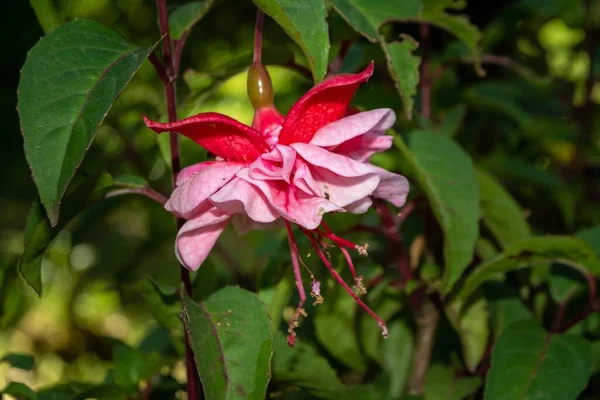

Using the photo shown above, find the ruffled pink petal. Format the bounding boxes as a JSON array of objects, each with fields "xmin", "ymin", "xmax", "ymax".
[
  {"xmin": 291, "ymin": 143, "xmax": 380, "ymax": 207},
  {"xmin": 292, "ymin": 158, "xmax": 320, "ymax": 196},
  {"xmin": 278, "ymin": 63, "xmax": 374, "ymax": 145},
  {"xmin": 239, "ymin": 172, "xmax": 341, "ymax": 230},
  {"xmin": 176, "ymin": 161, "xmax": 216, "ymax": 187},
  {"xmin": 345, "ymin": 197, "xmax": 373, "ymax": 214},
  {"xmin": 165, "ymin": 162, "xmax": 243, "ymax": 218},
  {"xmin": 334, "ymin": 132, "xmax": 393, "ymax": 162},
  {"xmin": 143, "ymin": 113, "xmax": 269, "ymax": 163},
  {"xmin": 175, "ymin": 205, "xmax": 231, "ymax": 271},
  {"xmin": 371, "ymin": 166, "xmax": 410, "ymax": 207},
  {"xmin": 231, "ymin": 214, "xmax": 283, "ymax": 235},
  {"xmin": 210, "ymin": 176, "xmax": 279, "ymax": 223},
  {"xmin": 248, "ymin": 145, "xmax": 296, "ymax": 182},
  {"xmin": 310, "ymin": 108, "xmax": 396, "ymax": 148}
]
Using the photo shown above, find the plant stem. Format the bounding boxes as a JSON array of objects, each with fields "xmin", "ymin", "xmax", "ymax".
[
  {"xmin": 154, "ymin": 1, "xmax": 198, "ymax": 398},
  {"xmin": 407, "ymin": 298, "xmax": 439, "ymax": 394},
  {"xmin": 254, "ymin": 11, "xmax": 264, "ymax": 63},
  {"xmin": 105, "ymin": 187, "xmax": 168, "ymax": 205}
]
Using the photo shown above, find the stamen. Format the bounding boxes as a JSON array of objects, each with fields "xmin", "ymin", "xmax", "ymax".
[
  {"xmin": 301, "ymin": 228, "xmax": 388, "ymax": 338},
  {"xmin": 284, "ymin": 220, "xmax": 306, "ymax": 347},
  {"xmin": 310, "ymin": 278, "xmax": 324, "ymax": 305}
]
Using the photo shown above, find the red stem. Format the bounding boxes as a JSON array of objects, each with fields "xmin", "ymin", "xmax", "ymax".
[
  {"xmin": 105, "ymin": 187, "xmax": 168, "ymax": 205},
  {"xmin": 154, "ymin": 1, "xmax": 197, "ymax": 398}
]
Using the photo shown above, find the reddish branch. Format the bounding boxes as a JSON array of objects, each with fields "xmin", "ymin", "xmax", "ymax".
[{"xmin": 153, "ymin": 1, "xmax": 198, "ymax": 398}]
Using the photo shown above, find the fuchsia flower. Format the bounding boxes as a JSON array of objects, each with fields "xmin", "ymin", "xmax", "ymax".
[{"xmin": 144, "ymin": 62, "xmax": 409, "ymax": 345}]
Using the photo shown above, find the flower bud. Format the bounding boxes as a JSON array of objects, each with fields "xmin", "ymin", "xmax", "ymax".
[{"xmin": 247, "ymin": 62, "xmax": 274, "ymax": 109}]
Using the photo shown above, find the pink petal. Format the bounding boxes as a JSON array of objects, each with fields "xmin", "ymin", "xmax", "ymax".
[
  {"xmin": 176, "ymin": 161, "xmax": 216, "ymax": 187},
  {"xmin": 310, "ymin": 108, "xmax": 396, "ymax": 148},
  {"xmin": 175, "ymin": 205, "xmax": 230, "ymax": 271},
  {"xmin": 239, "ymin": 171, "xmax": 341, "ymax": 230},
  {"xmin": 278, "ymin": 63, "xmax": 374, "ymax": 145},
  {"xmin": 248, "ymin": 145, "xmax": 296, "ymax": 182},
  {"xmin": 165, "ymin": 162, "xmax": 243, "ymax": 218},
  {"xmin": 292, "ymin": 158, "xmax": 321, "ymax": 196},
  {"xmin": 345, "ymin": 197, "xmax": 373, "ymax": 214},
  {"xmin": 143, "ymin": 113, "xmax": 269, "ymax": 163},
  {"xmin": 334, "ymin": 132, "xmax": 393, "ymax": 162},
  {"xmin": 291, "ymin": 143, "xmax": 380, "ymax": 207},
  {"xmin": 210, "ymin": 176, "xmax": 279, "ymax": 223},
  {"xmin": 371, "ymin": 166, "xmax": 410, "ymax": 207}
]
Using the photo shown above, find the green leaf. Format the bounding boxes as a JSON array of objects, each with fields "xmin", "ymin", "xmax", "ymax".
[
  {"xmin": 419, "ymin": 0, "xmax": 482, "ymax": 74},
  {"xmin": 425, "ymin": 364, "xmax": 481, "ymax": 400},
  {"xmin": 112, "ymin": 344, "xmax": 164, "ymax": 389},
  {"xmin": 446, "ymin": 293, "xmax": 490, "ymax": 372},
  {"xmin": 112, "ymin": 174, "xmax": 148, "ymax": 189},
  {"xmin": 394, "ymin": 131, "xmax": 479, "ymax": 292},
  {"xmin": 485, "ymin": 320, "xmax": 593, "ymax": 400},
  {"xmin": 360, "ymin": 289, "xmax": 403, "ymax": 363},
  {"xmin": 20, "ymin": 172, "xmax": 114, "ymax": 295},
  {"xmin": 253, "ymin": 0, "xmax": 330, "ymax": 82},
  {"xmin": 272, "ymin": 333, "xmax": 347, "ymax": 399},
  {"xmin": 30, "ymin": 0, "xmax": 61, "ymax": 34},
  {"xmin": 1, "ymin": 353, "xmax": 35, "ymax": 371},
  {"xmin": 183, "ymin": 287, "xmax": 273, "ymax": 400},
  {"xmin": 483, "ymin": 282, "xmax": 532, "ymax": 338},
  {"xmin": 437, "ymin": 104, "xmax": 467, "ymax": 137},
  {"xmin": 577, "ymin": 225, "xmax": 600, "ymax": 256},
  {"xmin": 383, "ymin": 37, "xmax": 421, "ymax": 119},
  {"xmin": 169, "ymin": 1, "xmax": 216, "ymax": 40},
  {"xmin": 477, "ymin": 170, "xmax": 531, "ymax": 248},
  {"xmin": 315, "ymin": 284, "xmax": 367, "ymax": 371},
  {"xmin": 548, "ymin": 263, "xmax": 587, "ymax": 303},
  {"xmin": 329, "ymin": 0, "xmax": 421, "ymax": 119},
  {"xmin": 124, "ymin": 278, "xmax": 180, "ymax": 330},
  {"xmin": 382, "ymin": 320, "xmax": 414, "ymax": 399},
  {"xmin": 456, "ymin": 236, "xmax": 600, "ymax": 302},
  {"xmin": 18, "ymin": 20, "xmax": 155, "ymax": 225},
  {"xmin": 1, "ymin": 382, "xmax": 37, "ymax": 399}
]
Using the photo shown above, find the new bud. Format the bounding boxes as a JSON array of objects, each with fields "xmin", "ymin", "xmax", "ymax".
[{"xmin": 247, "ymin": 62, "xmax": 274, "ymax": 109}]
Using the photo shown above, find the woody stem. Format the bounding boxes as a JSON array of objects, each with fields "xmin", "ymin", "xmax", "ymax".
[{"xmin": 154, "ymin": 1, "xmax": 198, "ymax": 398}]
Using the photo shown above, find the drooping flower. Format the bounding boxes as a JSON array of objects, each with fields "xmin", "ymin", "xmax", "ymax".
[{"xmin": 144, "ymin": 62, "xmax": 409, "ymax": 345}]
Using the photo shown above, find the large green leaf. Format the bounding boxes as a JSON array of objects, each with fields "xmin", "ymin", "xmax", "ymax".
[
  {"xmin": 329, "ymin": 0, "xmax": 422, "ymax": 118},
  {"xmin": 419, "ymin": 0, "xmax": 482, "ymax": 74},
  {"xmin": 169, "ymin": 1, "xmax": 217, "ymax": 40},
  {"xmin": 272, "ymin": 333, "xmax": 347, "ymax": 399},
  {"xmin": 485, "ymin": 320, "xmax": 592, "ymax": 400},
  {"xmin": 577, "ymin": 225, "xmax": 600, "ymax": 256},
  {"xmin": 20, "ymin": 172, "xmax": 114, "ymax": 295},
  {"xmin": 477, "ymin": 170, "xmax": 531, "ymax": 248},
  {"xmin": 382, "ymin": 320, "xmax": 414, "ymax": 398},
  {"xmin": 253, "ymin": 0, "xmax": 329, "ymax": 82},
  {"xmin": 456, "ymin": 236, "xmax": 600, "ymax": 302},
  {"xmin": 18, "ymin": 20, "xmax": 155, "ymax": 225},
  {"xmin": 183, "ymin": 287, "xmax": 273, "ymax": 400},
  {"xmin": 483, "ymin": 282, "xmax": 532, "ymax": 338},
  {"xmin": 425, "ymin": 364, "xmax": 481, "ymax": 400},
  {"xmin": 1, "ymin": 382, "xmax": 37, "ymax": 400},
  {"xmin": 0, "ymin": 353, "xmax": 35, "ymax": 371},
  {"xmin": 446, "ymin": 293, "xmax": 489, "ymax": 372},
  {"xmin": 394, "ymin": 131, "xmax": 479, "ymax": 292}
]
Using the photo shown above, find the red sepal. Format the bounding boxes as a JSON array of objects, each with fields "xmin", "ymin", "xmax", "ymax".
[
  {"xmin": 143, "ymin": 113, "xmax": 270, "ymax": 163},
  {"xmin": 278, "ymin": 62, "xmax": 374, "ymax": 145}
]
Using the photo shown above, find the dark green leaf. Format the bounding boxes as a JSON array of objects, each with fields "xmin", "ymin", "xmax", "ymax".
[
  {"xmin": 477, "ymin": 170, "xmax": 531, "ymax": 248},
  {"xmin": 112, "ymin": 174, "xmax": 148, "ymax": 189},
  {"xmin": 2, "ymin": 382, "xmax": 37, "ymax": 399},
  {"xmin": 425, "ymin": 364, "xmax": 481, "ymax": 400},
  {"xmin": 124, "ymin": 278, "xmax": 181, "ymax": 330},
  {"xmin": 169, "ymin": 1, "xmax": 217, "ymax": 40},
  {"xmin": 384, "ymin": 37, "xmax": 421, "ymax": 119},
  {"xmin": 419, "ymin": 0, "xmax": 482, "ymax": 74},
  {"xmin": 483, "ymin": 282, "xmax": 532, "ymax": 337},
  {"xmin": 253, "ymin": 0, "xmax": 329, "ymax": 82},
  {"xmin": 382, "ymin": 320, "xmax": 414, "ymax": 398},
  {"xmin": 437, "ymin": 103, "xmax": 467, "ymax": 137},
  {"xmin": 272, "ymin": 333, "xmax": 347, "ymax": 399},
  {"xmin": 577, "ymin": 225, "xmax": 600, "ymax": 257},
  {"xmin": 548, "ymin": 263, "xmax": 587, "ymax": 303},
  {"xmin": 20, "ymin": 172, "xmax": 114, "ymax": 295},
  {"xmin": 456, "ymin": 236, "xmax": 600, "ymax": 302},
  {"xmin": 1, "ymin": 353, "xmax": 35, "ymax": 371},
  {"xmin": 394, "ymin": 131, "xmax": 479, "ymax": 292},
  {"xmin": 360, "ymin": 289, "xmax": 403, "ymax": 363},
  {"xmin": 329, "ymin": 0, "xmax": 421, "ymax": 42},
  {"xmin": 18, "ymin": 20, "xmax": 155, "ymax": 225},
  {"xmin": 446, "ymin": 293, "xmax": 489, "ymax": 372},
  {"xmin": 485, "ymin": 320, "xmax": 593, "ymax": 400},
  {"xmin": 183, "ymin": 287, "xmax": 273, "ymax": 400},
  {"xmin": 112, "ymin": 344, "xmax": 164, "ymax": 389},
  {"xmin": 315, "ymin": 284, "xmax": 367, "ymax": 371}
]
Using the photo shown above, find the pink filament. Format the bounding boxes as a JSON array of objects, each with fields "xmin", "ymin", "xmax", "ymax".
[{"xmin": 301, "ymin": 229, "xmax": 387, "ymax": 330}]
